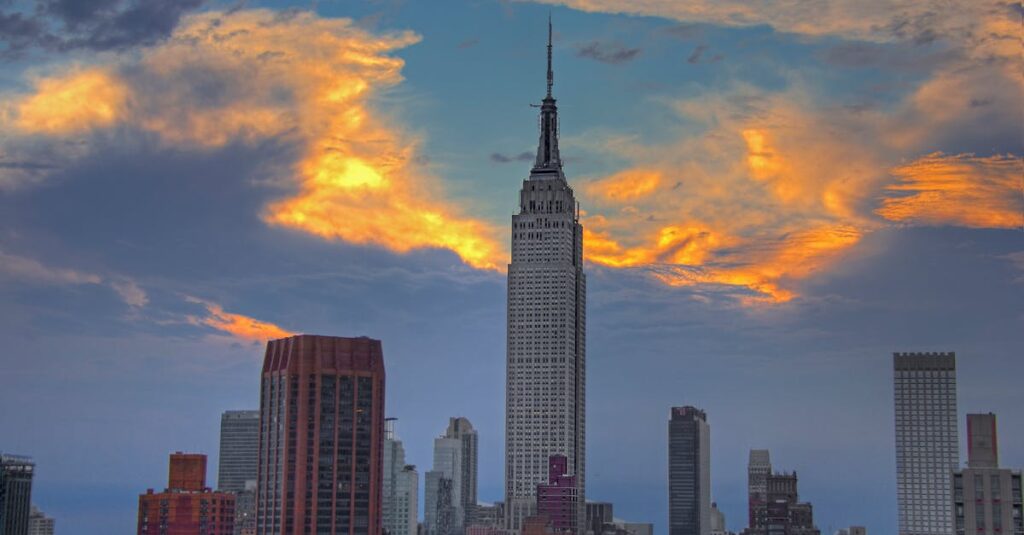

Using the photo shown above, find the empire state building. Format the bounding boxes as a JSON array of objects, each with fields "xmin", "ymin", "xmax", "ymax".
[{"xmin": 504, "ymin": 19, "xmax": 586, "ymax": 534}]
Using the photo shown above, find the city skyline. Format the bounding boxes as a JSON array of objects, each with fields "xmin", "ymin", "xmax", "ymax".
[{"xmin": 0, "ymin": 1, "xmax": 1021, "ymax": 534}]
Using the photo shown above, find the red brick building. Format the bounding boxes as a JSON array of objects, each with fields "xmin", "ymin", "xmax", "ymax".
[
  {"xmin": 138, "ymin": 452, "xmax": 235, "ymax": 535},
  {"xmin": 255, "ymin": 335, "xmax": 386, "ymax": 535},
  {"xmin": 537, "ymin": 455, "xmax": 577, "ymax": 534}
]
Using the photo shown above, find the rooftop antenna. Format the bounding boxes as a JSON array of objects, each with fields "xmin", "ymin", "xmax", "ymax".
[{"xmin": 546, "ymin": 13, "xmax": 554, "ymax": 99}]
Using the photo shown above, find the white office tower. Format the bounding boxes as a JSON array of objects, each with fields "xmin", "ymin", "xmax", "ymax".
[
  {"xmin": 505, "ymin": 18, "xmax": 587, "ymax": 534},
  {"xmin": 893, "ymin": 352, "xmax": 959, "ymax": 535},
  {"xmin": 384, "ymin": 419, "xmax": 418, "ymax": 535}
]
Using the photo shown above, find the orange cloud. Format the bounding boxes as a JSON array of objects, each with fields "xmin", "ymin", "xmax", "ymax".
[
  {"xmin": 3, "ymin": 9, "xmax": 504, "ymax": 270},
  {"xmin": 878, "ymin": 152, "xmax": 1022, "ymax": 229},
  {"xmin": 583, "ymin": 168, "xmax": 662, "ymax": 202},
  {"xmin": 11, "ymin": 68, "xmax": 128, "ymax": 135},
  {"xmin": 187, "ymin": 297, "xmax": 294, "ymax": 342}
]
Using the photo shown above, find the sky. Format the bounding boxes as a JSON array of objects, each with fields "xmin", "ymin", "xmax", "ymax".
[{"xmin": 0, "ymin": 0, "xmax": 1021, "ymax": 533}]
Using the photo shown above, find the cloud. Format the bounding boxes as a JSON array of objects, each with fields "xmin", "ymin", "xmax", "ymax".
[
  {"xmin": 878, "ymin": 153, "xmax": 1022, "ymax": 229},
  {"xmin": 576, "ymin": 40, "xmax": 641, "ymax": 64},
  {"xmin": 686, "ymin": 44, "xmax": 706, "ymax": 64},
  {"xmin": 1002, "ymin": 251, "xmax": 1024, "ymax": 283},
  {"xmin": 490, "ymin": 151, "xmax": 534, "ymax": 163},
  {"xmin": 1, "ymin": 9, "xmax": 506, "ymax": 270},
  {"xmin": 0, "ymin": 250, "xmax": 103, "ymax": 285},
  {"xmin": 185, "ymin": 296, "xmax": 294, "ymax": 343},
  {"xmin": 0, "ymin": 0, "xmax": 204, "ymax": 57},
  {"xmin": 109, "ymin": 278, "xmax": 148, "ymax": 307},
  {"xmin": 572, "ymin": 62, "xmax": 1019, "ymax": 302},
  {"xmin": 10, "ymin": 68, "xmax": 128, "ymax": 134},
  {"xmin": 530, "ymin": 1, "xmax": 1018, "ymax": 58},
  {"xmin": 583, "ymin": 168, "xmax": 661, "ymax": 202}
]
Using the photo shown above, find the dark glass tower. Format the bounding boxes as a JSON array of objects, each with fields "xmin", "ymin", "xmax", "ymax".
[
  {"xmin": 668, "ymin": 407, "xmax": 710, "ymax": 535},
  {"xmin": 256, "ymin": 335, "xmax": 386, "ymax": 535},
  {"xmin": 0, "ymin": 454, "xmax": 34, "ymax": 535}
]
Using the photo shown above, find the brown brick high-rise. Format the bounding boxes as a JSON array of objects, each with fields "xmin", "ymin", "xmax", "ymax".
[
  {"xmin": 256, "ymin": 335, "xmax": 386, "ymax": 535},
  {"xmin": 137, "ymin": 452, "xmax": 235, "ymax": 535}
]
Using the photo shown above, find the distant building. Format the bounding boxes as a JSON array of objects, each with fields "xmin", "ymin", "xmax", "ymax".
[
  {"xmin": 669, "ymin": 406, "xmax": 711, "ymax": 535},
  {"xmin": 894, "ymin": 352, "xmax": 958, "ymax": 535},
  {"xmin": 218, "ymin": 410, "xmax": 259, "ymax": 493},
  {"xmin": 27, "ymin": 506, "xmax": 54, "ymax": 535},
  {"xmin": 1, "ymin": 454, "xmax": 35, "ymax": 535},
  {"xmin": 137, "ymin": 452, "xmax": 235, "ymax": 535},
  {"xmin": 710, "ymin": 503, "xmax": 727, "ymax": 535},
  {"xmin": 426, "ymin": 471, "xmax": 455, "ymax": 535},
  {"xmin": 218, "ymin": 409, "xmax": 259, "ymax": 535},
  {"xmin": 384, "ymin": 420, "xmax": 418, "ymax": 535},
  {"xmin": 835, "ymin": 527, "xmax": 866, "ymax": 535},
  {"xmin": 447, "ymin": 418, "xmax": 479, "ymax": 528},
  {"xmin": 399, "ymin": 466, "xmax": 419, "ymax": 535},
  {"xmin": 742, "ymin": 472, "xmax": 820, "ymax": 535},
  {"xmin": 952, "ymin": 413, "xmax": 1023, "ymax": 535},
  {"xmin": 425, "ymin": 418, "xmax": 478, "ymax": 535},
  {"xmin": 537, "ymin": 455, "xmax": 577, "ymax": 534},
  {"xmin": 747, "ymin": 450, "xmax": 771, "ymax": 529},
  {"xmin": 255, "ymin": 335, "xmax": 386, "ymax": 535},
  {"xmin": 469, "ymin": 502, "xmax": 504, "ymax": 532},
  {"xmin": 585, "ymin": 502, "xmax": 613, "ymax": 535},
  {"xmin": 234, "ymin": 481, "xmax": 256, "ymax": 535},
  {"xmin": 523, "ymin": 515, "xmax": 555, "ymax": 535},
  {"xmin": 621, "ymin": 523, "xmax": 654, "ymax": 535}
]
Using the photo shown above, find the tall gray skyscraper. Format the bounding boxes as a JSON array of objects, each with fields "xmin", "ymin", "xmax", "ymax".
[
  {"xmin": 505, "ymin": 18, "xmax": 587, "ymax": 534},
  {"xmin": 0, "ymin": 453, "xmax": 34, "ymax": 535},
  {"xmin": 446, "ymin": 417, "xmax": 478, "ymax": 528},
  {"xmin": 384, "ymin": 419, "xmax": 419, "ymax": 535},
  {"xmin": 894, "ymin": 352, "xmax": 959, "ymax": 535},
  {"xmin": 218, "ymin": 410, "xmax": 259, "ymax": 492},
  {"xmin": 668, "ymin": 407, "xmax": 710, "ymax": 535}
]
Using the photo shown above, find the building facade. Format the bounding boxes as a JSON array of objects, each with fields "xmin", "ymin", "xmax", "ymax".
[
  {"xmin": 951, "ymin": 413, "xmax": 1023, "ymax": 535},
  {"xmin": 396, "ymin": 466, "xmax": 418, "ymax": 535},
  {"xmin": 585, "ymin": 502, "xmax": 613, "ymax": 535},
  {"xmin": 537, "ymin": 455, "xmax": 577, "ymax": 534},
  {"xmin": 425, "ymin": 472, "xmax": 455, "ymax": 535},
  {"xmin": 1, "ymin": 454, "xmax": 34, "ymax": 535},
  {"xmin": 27, "ymin": 507, "xmax": 54, "ymax": 535},
  {"xmin": 505, "ymin": 19, "xmax": 587, "ymax": 534},
  {"xmin": 748, "ymin": 450, "xmax": 771, "ymax": 530},
  {"xmin": 255, "ymin": 335, "xmax": 386, "ymax": 535},
  {"xmin": 710, "ymin": 503, "xmax": 727, "ymax": 535},
  {"xmin": 218, "ymin": 410, "xmax": 260, "ymax": 493},
  {"xmin": 137, "ymin": 452, "xmax": 235, "ymax": 535},
  {"xmin": 894, "ymin": 352, "xmax": 959, "ymax": 535},
  {"xmin": 218, "ymin": 410, "xmax": 259, "ymax": 535},
  {"xmin": 743, "ymin": 472, "xmax": 819, "ymax": 535},
  {"xmin": 669, "ymin": 407, "xmax": 711, "ymax": 535}
]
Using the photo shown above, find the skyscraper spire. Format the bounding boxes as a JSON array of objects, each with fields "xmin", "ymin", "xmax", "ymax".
[
  {"xmin": 547, "ymin": 14, "xmax": 553, "ymax": 99},
  {"xmin": 533, "ymin": 15, "xmax": 563, "ymax": 177}
]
